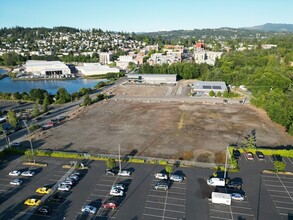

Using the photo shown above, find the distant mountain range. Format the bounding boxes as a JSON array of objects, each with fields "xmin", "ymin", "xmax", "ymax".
[{"xmin": 243, "ymin": 23, "xmax": 293, "ymax": 32}]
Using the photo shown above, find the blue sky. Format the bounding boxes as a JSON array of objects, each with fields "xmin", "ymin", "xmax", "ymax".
[{"xmin": 0, "ymin": 0, "xmax": 292, "ymax": 32}]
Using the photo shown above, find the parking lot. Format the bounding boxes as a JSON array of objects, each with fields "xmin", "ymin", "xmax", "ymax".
[{"xmin": 0, "ymin": 153, "xmax": 293, "ymax": 220}]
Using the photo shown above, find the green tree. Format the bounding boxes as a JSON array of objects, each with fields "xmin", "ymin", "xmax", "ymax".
[
  {"xmin": 209, "ymin": 90, "xmax": 215, "ymax": 97},
  {"xmin": 106, "ymin": 158, "xmax": 116, "ymax": 169},
  {"xmin": 216, "ymin": 91, "xmax": 222, "ymax": 97},
  {"xmin": 165, "ymin": 165, "xmax": 173, "ymax": 175},
  {"xmin": 42, "ymin": 93, "xmax": 50, "ymax": 112},
  {"xmin": 7, "ymin": 110, "xmax": 18, "ymax": 127},
  {"xmin": 242, "ymin": 130, "xmax": 257, "ymax": 148},
  {"xmin": 82, "ymin": 94, "xmax": 92, "ymax": 106},
  {"xmin": 32, "ymin": 104, "xmax": 40, "ymax": 117},
  {"xmin": 55, "ymin": 87, "xmax": 71, "ymax": 104},
  {"xmin": 274, "ymin": 161, "xmax": 286, "ymax": 172},
  {"xmin": 223, "ymin": 91, "xmax": 229, "ymax": 98}
]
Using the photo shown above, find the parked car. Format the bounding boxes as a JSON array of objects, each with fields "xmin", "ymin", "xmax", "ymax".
[
  {"xmin": 71, "ymin": 171, "xmax": 82, "ymax": 176},
  {"xmin": 9, "ymin": 170, "xmax": 21, "ymax": 176},
  {"xmin": 105, "ymin": 169, "xmax": 117, "ymax": 176},
  {"xmin": 246, "ymin": 152, "xmax": 254, "ymax": 160},
  {"xmin": 154, "ymin": 181, "xmax": 169, "ymax": 191},
  {"xmin": 118, "ymin": 170, "xmax": 131, "ymax": 177},
  {"xmin": 63, "ymin": 178, "xmax": 75, "ymax": 186},
  {"xmin": 110, "ymin": 188, "xmax": 124, "ymax": 197},
  {"xmin": 10, "ymin": 142, "xmax": 21, "ymax": 147},
  {"xmin": 10, "ymin": 178, "xmax": 23, "ymax": 186},
  {"xmin": 21, "ymin": 171, "xmax": 35, "ymax": 177},
  {"xmin": 37, "ymin": 206, "xmax": 51, "ymax": 215},
  {"xmin": 69, "ymin": 174, "xmax": 79, "ymax": 181},
  {"xmin": 102, "ymin": 201, "xmax": 117, "ymax": 209},
  {"xmin": 256, "ymin": 151, "xmax": 265, "ymax": 161},
  {"xmin": 231, "ymin": 193, "xmax": 245, "ymax": 201},
  {"xmin": 233, "ymin": 149, "xmax": 241, "ymax": 159},
  {"xmin": 170, "ymin": 174, "xmax": 185, "ymax": 182},
  {"xmin": 48, "ymin": 193, "xmax": 63, "ymax": 203},
  {"xmin": 36, "ymin": 187, "xmax": 51, "ymax": 194},
  {"xmin": 81, "ymin": 205, "xmax": 97, "ymax": 214},
  {"xmin": 227, "ymin": 180, "xmax": 243, "ymax": 189},
  {"xmin": 57, "ymin": 184, "xmax": 71, "ymax": 191},
  {"xmin": 154, "ymin": 173, "xmax": 168, "ymax": 180},
  {"xmin": 24, "ymin": 198, "xmax": 41, "ymax": 206},
  {"xmin": 112, "ymin": 183, "xmax": 125, "ymax": 191}
]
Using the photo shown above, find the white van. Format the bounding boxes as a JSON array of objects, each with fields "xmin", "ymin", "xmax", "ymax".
[
  {"xmin": 211, "ymin": 192, "xmax": 231, "ymax": 205},
  {"xmin": 207, "ymin": 177, "xmax": 226, "ymax": 186}
]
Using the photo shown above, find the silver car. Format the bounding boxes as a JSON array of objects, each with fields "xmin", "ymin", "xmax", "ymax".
[
  {"xmin": 10, "ymin": 179, "xmax": 23, "ymax": 186},
  {"xmin": 154, "ymin": 181, "xmax": 169, "ymax": 191}
]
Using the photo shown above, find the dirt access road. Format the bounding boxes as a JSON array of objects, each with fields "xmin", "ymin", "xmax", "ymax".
[{"xmin": 35, "ymin": 82, "xmax": 293, "ymax": 163}]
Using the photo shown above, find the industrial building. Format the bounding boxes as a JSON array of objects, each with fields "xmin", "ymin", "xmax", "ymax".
[
  {"xmin": 127, "ymin": 74, "xmax": 177, "ymax": 84},
  {"xmin": 193, "ymin": 81, "xmax": 227, "ymax": 95},
  {"xmin": 76, "ymin": 63, "xmax": 120, "ymax": 76},
  {"xmin": 25, "ymin": 60, "xmax": 72, "ymax": 78}
]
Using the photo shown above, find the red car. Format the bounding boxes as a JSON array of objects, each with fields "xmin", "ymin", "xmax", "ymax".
[
  {"xmin": 246, "ymin": 152, "xmax": 254, "ymax": 160},
  {"xmin": 102, "ymin": 201, "xmax": 117, "ymax": 209}
]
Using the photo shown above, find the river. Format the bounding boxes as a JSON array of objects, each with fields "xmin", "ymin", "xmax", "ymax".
[{"xmin": 0, "ymin": 68, "xmax": 104, "ymax": 94}]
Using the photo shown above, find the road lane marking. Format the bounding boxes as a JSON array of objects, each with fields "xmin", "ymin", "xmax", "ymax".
[{"xmin": 276, "ymin": 173, "xmax": 293, "ymax": 201}]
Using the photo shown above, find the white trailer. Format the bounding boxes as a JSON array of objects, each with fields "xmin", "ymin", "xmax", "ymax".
[
  {"xmin": 207, "ymin": 177, "xmax": 226, "ymax": 187},
  {"xmin": 211, "ymin": 192, "xmax": 231, "ymax": 205}
]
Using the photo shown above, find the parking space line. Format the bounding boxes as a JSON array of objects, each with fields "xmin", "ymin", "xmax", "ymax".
[
  {"xmin": 93, "ymin": 188, "xmax": 109, "ymax": 192},
  {"xmin": 145, "ymin": 206, "xmax": 185, "ymax": 214},
  {"xmin": 210, "ymin": 209, "xmax": 231, "ymax": 214},
  {"xmin": 286, "ymin": 157, "xmax": 293, "ymax": 165},
  {"xmin": 270, "ymin": 194, "xmax": 291, "ymax": 199},
  {"xmin": 229, "ymin": 205, "xmax": 234, "ymax": 220},
  {"xmin": 169, "ymin": 186, "xmax": 186, "ymax": 190},
  {"xmin": 267, "ymin": 189, "xmax": 290, "ymax": 193},
  {"xmin": 165, "ymin": 196, "xmax": 185, "ymax": 201},
  {"xmin": 232, "ymin": 212, "xmax": 254, "ymax": 217},
  {"xmin": 274, "ymin": 200, "xmax": 293, "ymax": 204},
  {"xmin": 276, "ymin": 206, "xmax": 293, "ymax": 210},
  {"xmin": 167, "ymin": 191, "xmax": 186, "ymax": 196},
  {"xmin": 143, "ymin": 213, "xmax": 178, "ymax": 219},
  {"xmin": 276, "ymin": 174, "xmax": 293, "ymax": 200},
  {"xmin": 96, "ymin": 183, "xmax": 111, "ymax": 187},
  {"xmin": 231, "ymin": 206, "xmax": 252, "ymax": 210},
  {"xmin": 268, "ymin": 156, "xmax": 273, "ymax": 163},
  {"xmin": 162, "ymin": 190, "xmax": 168, "ymax": 219},
  {"xmin": 265, "ymin": 184, "xmax": 293, "ymax": 188},
  {"xmin": 210, "ymin": 216, "xmax": 232, "ymax": 220},
  {"xmin": 146, "ymin": 200, "xmax": 185, "ymax": 207}
]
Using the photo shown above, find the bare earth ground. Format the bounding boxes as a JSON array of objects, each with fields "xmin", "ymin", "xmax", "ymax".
[{"xmin": 35, "ymin": 82, "xmax": 293, "ymax": 163}]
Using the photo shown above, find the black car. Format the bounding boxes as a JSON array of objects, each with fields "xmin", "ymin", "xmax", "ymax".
[
  {"xmin": 233, "ymin": 149, "xmax": 241, "ymax": 159},
  {"xmin": 106, "ymin": 169, "xmax": 117, "ymax": 176},
  {"xmin": 37, "ymin": 206, "xmax": 51, "ymax": 215},
  {"xmin": 256, "ymin": 151, "xmax": 265, "ymax": 160},
  {"xmin": 48, "ymin": 193, "xmax": 63, "ymax": 203},
  {"xmin": 227, "ymin": 181, "xmax": 243, "ymax": 189}
]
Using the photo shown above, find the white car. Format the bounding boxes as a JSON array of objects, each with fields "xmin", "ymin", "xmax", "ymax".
[
  {"xmin": 110, "ymin": 189, "xmax": 124, "ymax": 197},
  {"xmin": 81, "ymin": 205, "xmax": 97, "ymax": 214},
  {"xmin": 57, "ymin": 184, "xmax": 71, "ymax": 191},
  {"xmin": 10, "ymin": 179, "xmax": 23, "ymax": 186},
  {"xmin": 154, "ymin": 173, "xmax": 168, "ymax": 180},
  {"xmin": 170, "ymin": 174, "xmax": 184, "ymax": 182},
  {"xmin": 112, "ymin": 183, "xmax": 125, "ymax": 191},
  {"xmin": 10, "ymin": 142, "xmax": 21, "ymax": 147},
  {"xmin": 21, "ymin": 171, "xmax": 35, "ymax": 177},
  {"xmin": 231, "ymin": 193, "xmax": 244, "ymax": 201},
  {"xmin": 118, "ymin": 170, "xmax": 131, "ymax": 177},
  {"xmin": 9, "ymin": 170, "xmax": 21, "ymax": 176}
]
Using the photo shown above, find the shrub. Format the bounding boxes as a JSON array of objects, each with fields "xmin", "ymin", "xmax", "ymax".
[
  {"xmin": 274, "ymin": 161, "xmax": 286, "ymax": 172},
  {"xmin": 128, "ymin": 158, "xmax": 145, "ymax": 163},
  {"xmin": 159, "ymin": 160, "xmax": 168, "ymax": 165}
]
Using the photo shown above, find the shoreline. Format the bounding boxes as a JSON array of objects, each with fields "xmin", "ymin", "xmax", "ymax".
[{"xmin": 0, "ymin": 66, "xmax": 13, "ymax": 73}]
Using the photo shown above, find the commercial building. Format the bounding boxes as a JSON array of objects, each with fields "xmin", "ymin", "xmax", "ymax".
[
  {"xmin": 77, "ymin": 63, "xmax": 119, "ymax": 76},
  {"xmin": 127, "ymin": 74, "xmax": 177, "ymax": 84},
  {"xmin": 193, "ymin": 81, "xmax": 227, "ymax": 96},
  {"xmin": 148, "ymin": 53, "xmax": 181, "ymax": 65},
  {"xmin": 193, "ymin": 40, "xmax": 223, "ymax": 66},
  {"xmin": 99, "ymin": 52, "xmax": 112, "ymax": 65},
  {"xmin": 25, "ymin": 60, "xmax": 72, "ymax": 77}
]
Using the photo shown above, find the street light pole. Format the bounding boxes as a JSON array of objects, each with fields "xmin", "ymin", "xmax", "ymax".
[
  {"xmin": 23, "ymin": 120, "xmax": 35, "ymax": 163},
  {"xmin": 118, "ymin": 144, "xmax": 121, "ymax": 172},
  {"xmin": 224, "ymin": 146, "xmax": 228, "ymax": 180}
]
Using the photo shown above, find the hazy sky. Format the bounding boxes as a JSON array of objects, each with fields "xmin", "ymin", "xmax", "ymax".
[{"xmin": 0, "ymin": 0, "xmax": 292, "ymax": 32}]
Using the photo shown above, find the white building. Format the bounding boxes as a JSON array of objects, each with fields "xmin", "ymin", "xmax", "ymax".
[
  {"xmin": 25, "ymin": 60, "xmax": 71, "ymax": 77},
  {"xmin": 148, "ymin": 53, "xmax": 181, "ymax": 65},
  {"xmin": 127, "ymin": 74, "xmax": 177, "ymax": 84},
  {"xmin": 99, "ymin": 52, "xmax": 112, "ymax": 65},
  {"xmin": 77, "ymin": 63, "xmax": 119, "ymax": 76},
  {"xmin": 116, "ymin": 55, "xmax": 137, "ymax": 70},
  {"xmin": 194, "ymin": 51, "xmax": 223, "ymax": 66}
]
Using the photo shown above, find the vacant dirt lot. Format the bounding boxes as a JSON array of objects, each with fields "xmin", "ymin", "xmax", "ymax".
[{"xmin": 36, "ymin": 97, "xmax": 293, "ymax": 163}]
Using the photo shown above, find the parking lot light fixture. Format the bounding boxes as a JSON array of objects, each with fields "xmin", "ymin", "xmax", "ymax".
[
  {"xmin": 23, "ymin": 120, "xmax": 35, "ymax": 164},
  {"xmin": 224, "ymin": 146, "xmax": 228, "ymax": 180},
  {"xmin": 118, "ymin": 144, "xmax": 121, "ymax": 172}
]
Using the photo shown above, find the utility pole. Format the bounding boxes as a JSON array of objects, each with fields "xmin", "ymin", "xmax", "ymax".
[
  {"xmin": 23, "ymin": 120, "xmax": 35, "ymax": 163},
  {"xmin": 224, "ymin": 146, "xmax": 228, "ymax": 180},
  {"xmin": 118, "ymin": 144, "xmax": 121, "ymax": 172}
]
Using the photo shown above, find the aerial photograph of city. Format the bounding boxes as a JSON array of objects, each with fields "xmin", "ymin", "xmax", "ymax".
[{"xmin": 0, "ymin": 0, "xmax": 293, "ymax": 219}]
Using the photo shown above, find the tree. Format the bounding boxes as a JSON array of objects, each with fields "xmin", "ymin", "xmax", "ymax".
[
  {"xmin": 274, "ymin": 161, "xmax": 286, "ymax": 172},
  {"xmin": 82, "ymin": 94, "xmax": 92, "ymax": 106},
  {"xmin": 7, "ymin": 110, "xmax": 18, "ymax": 127},
  {"xmin": 216, "ymin": 91, "xmax": 222, "ymax": 97},
  {"xmin": 106, "ymin": 158, "xmax": 116, "ymax": 169},
  {"xmin": 209, "ymin": 90, "xmax": 215, "ymax": 97},
  {"xmin": 42, "ymin": 93, "xmax": 50, "ymax": 112},
  {"xmin": 32, "ymin": 104, "xmax": 40, "ymax": 117},
  {"xmin": 242, "ymin": 130, "xmax": 257, "ymax": 148},
  {"xmin": 165, "ymin": 165, "xmax": 173, "ymax": 175},
  {"xmin": 55, "ymin": 87, "xmax": 71, "ymax": 104}
]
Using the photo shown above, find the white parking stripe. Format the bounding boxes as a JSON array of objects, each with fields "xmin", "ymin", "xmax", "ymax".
[
  {"xmin": 274, "ymin": 200, "xmax": 293, "ymax": 204},
  {"xmin": 167, "ymin": 191, "xmax": 186, "ymax": 196},
  {"xmin": 93, "ymin": 188, "xmax": 109, "ymax": 192},
  {"xmin": 146, "ymin": 200, "xmax": 186, "ymax": 207},
  {"xmin": 145, "ymin": 206, "xmax": 185, "ymax": 214},
  {"xmin": 268, "ymin": 156, "xmax": 273, "ymax": 163},
  {"xmin": 265, "ymin": 184, "xmax": 293, "ymax": 188},
  {"xmin": 270, "ymin": 194, "xmax": 292, "ymax": 199},
  {"xmin": 231, "ymin": 206, "xmax": 252, "ymax": 210},
  {"xmin": 143, "ymin": 213, "xmax": 178, "ymax": 219},
  {"xmin": 210, "ymin": 216, "xmax": 232, "ymax": 220},
  {"xmin": 276, "ymin": 174, "xmax": 293, "ymax": 200},
  {"xmin": 232, "ymin": 212, "xmax": 254, "ymax": 217},
  {"xmin": 96, "ymin": 183, "xmax": 111, "ymax": 187},
  {"xmin": 267, "ymin": 189, "xmax": 290, "ymax": 193},
  {"xmin": 276, "ymin": 206, "xmax": 293, "ymax": 210},
  {"xmin": 170, "ymin": 186, "xmax": 186, "ymax": 190},
  {"xmin": 287, "ymin": 157, "xmax": 293, "ymax": 165}
]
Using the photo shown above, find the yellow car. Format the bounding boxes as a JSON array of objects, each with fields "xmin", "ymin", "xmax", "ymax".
[
  {"xmin": 36, "ymin": 187, "xmax": 51, "ymax": 194},
  {"xmin": 24, "ymin": 198, "xmax": 41, "ymax": 206}
]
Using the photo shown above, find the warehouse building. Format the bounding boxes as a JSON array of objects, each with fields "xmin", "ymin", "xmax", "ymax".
[
  {"xmin": 76, "ymin": 63, "xmax": 120, "ymax": 76},
  {"xmin": 127, "ymin": 74, "xmax": 177, "ymax": 84},
  {"xmin": 25, "ymin": 60, "xmax": 72, "ymax": 77},
  {"xmin": 193, "ymin": 81, "xmax": 227, "ymax": 96}
]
